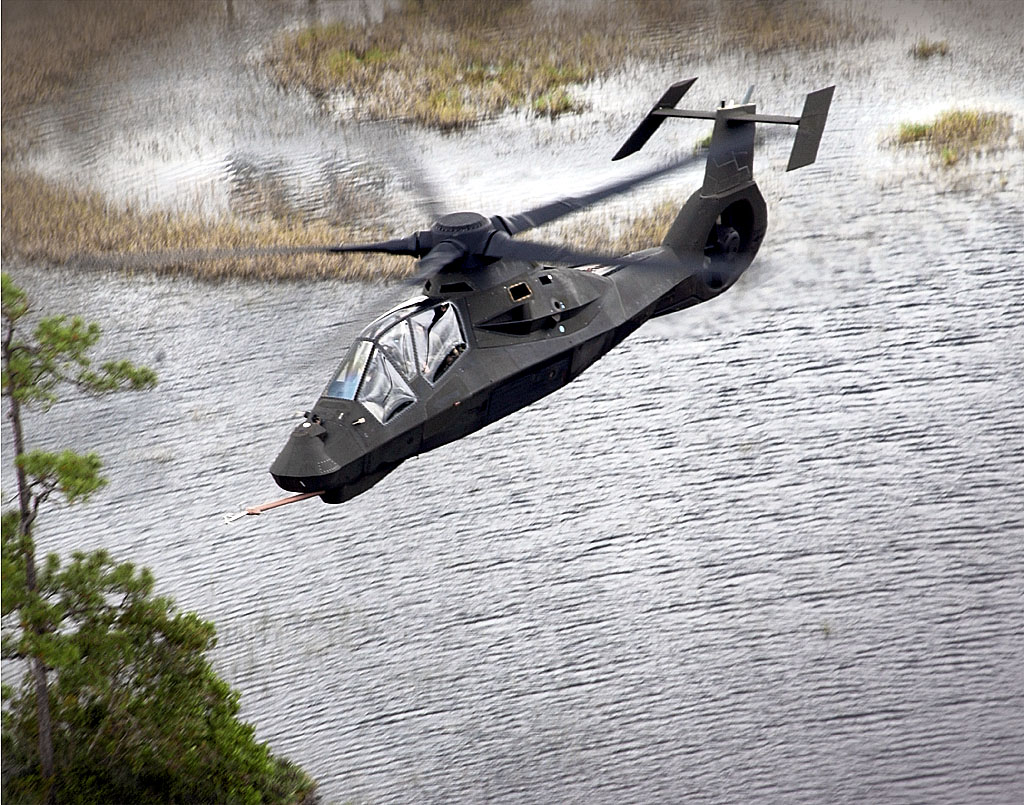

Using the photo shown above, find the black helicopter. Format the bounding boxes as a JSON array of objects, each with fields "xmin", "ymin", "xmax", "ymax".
[{"xmin": 268, "ymin": 79, "xmax": 834, "ymax": 506}]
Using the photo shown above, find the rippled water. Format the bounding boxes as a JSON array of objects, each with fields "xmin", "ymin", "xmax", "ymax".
[{"xmin": 4, "ymin": 1, "xmax": 1024, "ymax": 802}]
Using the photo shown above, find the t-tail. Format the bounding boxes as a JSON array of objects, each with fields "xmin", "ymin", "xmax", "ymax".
[
  {"xmin": 612, "ymin": 78, "xmax": 834, "ymax": 317},
  {"xmin": 612, "ymin": 78, "xmax": 835, "ymax": 189}
]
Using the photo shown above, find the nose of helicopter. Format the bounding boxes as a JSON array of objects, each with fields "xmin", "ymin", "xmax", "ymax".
[{"xmin": 269, "ymin": 418, "xmax": 344, "ymax": 493}]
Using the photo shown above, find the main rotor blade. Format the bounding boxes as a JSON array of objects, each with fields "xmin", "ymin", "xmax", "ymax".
[
  {"xmin": 403, "ymin": 239, "xmax": 468, "ymax": 285},
  {"xmin": 329, "ymin": 231, "xmax": 430, "ymax": 257},
  {"xmin": 493, "ymin": 151, "xmax": 704, "ymax": 237},
  {"xmin": 488, "ymin": 234, "xmax": 690, "ymax": 272},
  {"xmin": 73, "ymin": 244, "xmax": 351, "ymax": 270},
  {"xmin": 73, "ymin": 233, "xmax": 431, "ymax": 271}
]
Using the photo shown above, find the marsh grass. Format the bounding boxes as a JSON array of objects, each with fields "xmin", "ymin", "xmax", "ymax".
[
  {"xmin": 2, "ymin": 169, "xmax": 407, "ymax": 281},
  {"xmin": 720, "ymin": 0, "xmax": 874, "ymax": 54},
  {"xmin": 1, "ymin": 0, "xmax": 215, "ymax": 125},
  {"xmin": 0, "ymin": 0, "xmax": 401, "ymax": 281},
  {"xmin": 267, "ymin": 0, "xmax": 875, "ymax": 131},
  {"xmin": 266, "ymin": 1, "xmax": 615, "ymax": 131},
  {"xmin": 3, "ymin": 0, "xmax": 882, "ymax": 281},
  {"xmin": 532, "ymin": 89, "xmax": 584, "ymax": 120},
  {"xmin": 894, "ymin": 109, "xmax": 1014, "ymax": 166},
  {"xmin": 911, "ymin": 38, "xmax": 950, "ymax": 59},
  {"xmin": 541, "ymin": 198, "xmax": 681, "ymax": 257}
]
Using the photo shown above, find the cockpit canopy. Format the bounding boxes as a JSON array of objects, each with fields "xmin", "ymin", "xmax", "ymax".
[{"xmin": 326, "ymin": 300, "xmax": 467, "ymax": 423}]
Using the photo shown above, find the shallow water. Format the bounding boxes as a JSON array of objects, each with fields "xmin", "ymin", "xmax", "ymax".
[{"xmin": 4, "ymin": 1, "xmax": 1024, "ymax": 802}]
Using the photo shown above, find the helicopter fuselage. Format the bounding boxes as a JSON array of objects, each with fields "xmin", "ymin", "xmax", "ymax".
[
  {"xmin": 268, "ymin": 76, "xmax": 834, "ymax": 505},
  {"xmin": 270, "ymin": 180, "xmax": 768, "ymax": 503}
]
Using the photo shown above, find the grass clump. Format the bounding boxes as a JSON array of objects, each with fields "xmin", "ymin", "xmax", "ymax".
[
  {"xmin": 532, "ymin": 88, "xmax": 583, "ymax": 120},
  {"xmin": 896, "ymin": 121, "xmax": 932, "ymax": 144},
  {"xmin": 893, "ymin": 109, "xmax": 1014, "ymax": 166},
  {"xmin": 911, "ymin": 38, "xmax": 950, "ymax": 59}
]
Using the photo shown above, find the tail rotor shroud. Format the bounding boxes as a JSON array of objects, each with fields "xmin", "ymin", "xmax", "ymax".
[{"xmin": 608, "ymin": 77, "xmax": 834, "ymax": 312}]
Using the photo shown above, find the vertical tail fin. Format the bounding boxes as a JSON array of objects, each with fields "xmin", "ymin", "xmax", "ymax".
[
  {"xmin": 786, "ymin": 86, "xmax": 836, "ymax": 171},
  {"xmin": 611, "ymin": 78, "xmax": 697, "ymax": 161}
]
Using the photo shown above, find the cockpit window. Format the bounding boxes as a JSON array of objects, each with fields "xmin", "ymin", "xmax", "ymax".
[
  {"xmin": 325, "ymin": 301, "xmax": 467, "ymax": 419},
  {"xmin": 326, "ymin": 339, "xmax": 372, "ymax": 399},
  {"xmin": 376, "ymin": 319, "xmax": 418, "ymax": 380},
  {"xmin": 358, "ymin": 346, "xmax": 416, "ymax": 422},
  {"xmin": 409, "ymin": 303, "xmax": 466, "ymax": 383}
]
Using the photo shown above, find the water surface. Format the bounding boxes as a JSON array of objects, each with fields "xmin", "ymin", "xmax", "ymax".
[{"xmin": 4, "ymin": 1, "xmax": 1023, "ymax": 802}]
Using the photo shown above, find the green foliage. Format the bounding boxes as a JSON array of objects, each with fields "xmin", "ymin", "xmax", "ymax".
[
  {"xmin": 1, "ymin": 274, "xmax": 316, "ymax": 802},
  {"xmin": 1, "ymin": 532, "xmax": 316, "ymax": 803},
  {"xmin": 16, "ymin": 450, "xmax": 107, "ymax": 505},
  {"xmin": 2, "ymin": 274, "xmax": 157, "ymax": 411}
]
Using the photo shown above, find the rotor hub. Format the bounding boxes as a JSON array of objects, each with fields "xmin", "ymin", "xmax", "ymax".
[{"xmin": 432, "ymin": 212, "xmax": 490, "ymax": 237}]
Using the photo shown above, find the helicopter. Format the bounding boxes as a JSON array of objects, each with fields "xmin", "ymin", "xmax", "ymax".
[{"xmin": 264, "ymin": 78, "xmax": 834, "ymax": 507}]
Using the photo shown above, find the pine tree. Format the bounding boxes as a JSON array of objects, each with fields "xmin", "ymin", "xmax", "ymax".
[{"xmin": 2, "ymin": 273, "xmax": 315, "ymax": 803}]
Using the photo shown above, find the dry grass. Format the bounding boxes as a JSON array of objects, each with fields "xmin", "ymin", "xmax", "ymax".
[
  {"xmin": 541, "ymin": 198, "xmax": 681, "ymax": 257},
  {"xmin": 266, "ymin": 0, "xmax": 874, "ymax": 131},
  {"xmin": 2, "ymin": 163, "xmax": 682, "ymax": 279},
  {"xmin": 911, "ymin": 38, "xmax": 950, "ymax": 59},
  {"xmin": 1, "ymin": 1, "xmax": 215, "ymax": 124},
  {"xmin": 1, "ymin": 169, "xmax": 407, "ymax": 281},
  {"xmin": 0, "ymin": 0, "xmax": 405, "ymax": 281},
  {"xmin": 265, "ymin": 1, "xmax": 619, "ymax": 131},
  {"xmin": 894, "ymin": 109, "xmax": 1014, "ymax": 166},
  {"xmin": 719, "ymin": 0, "xmax": 875, "ymax": 55}
]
